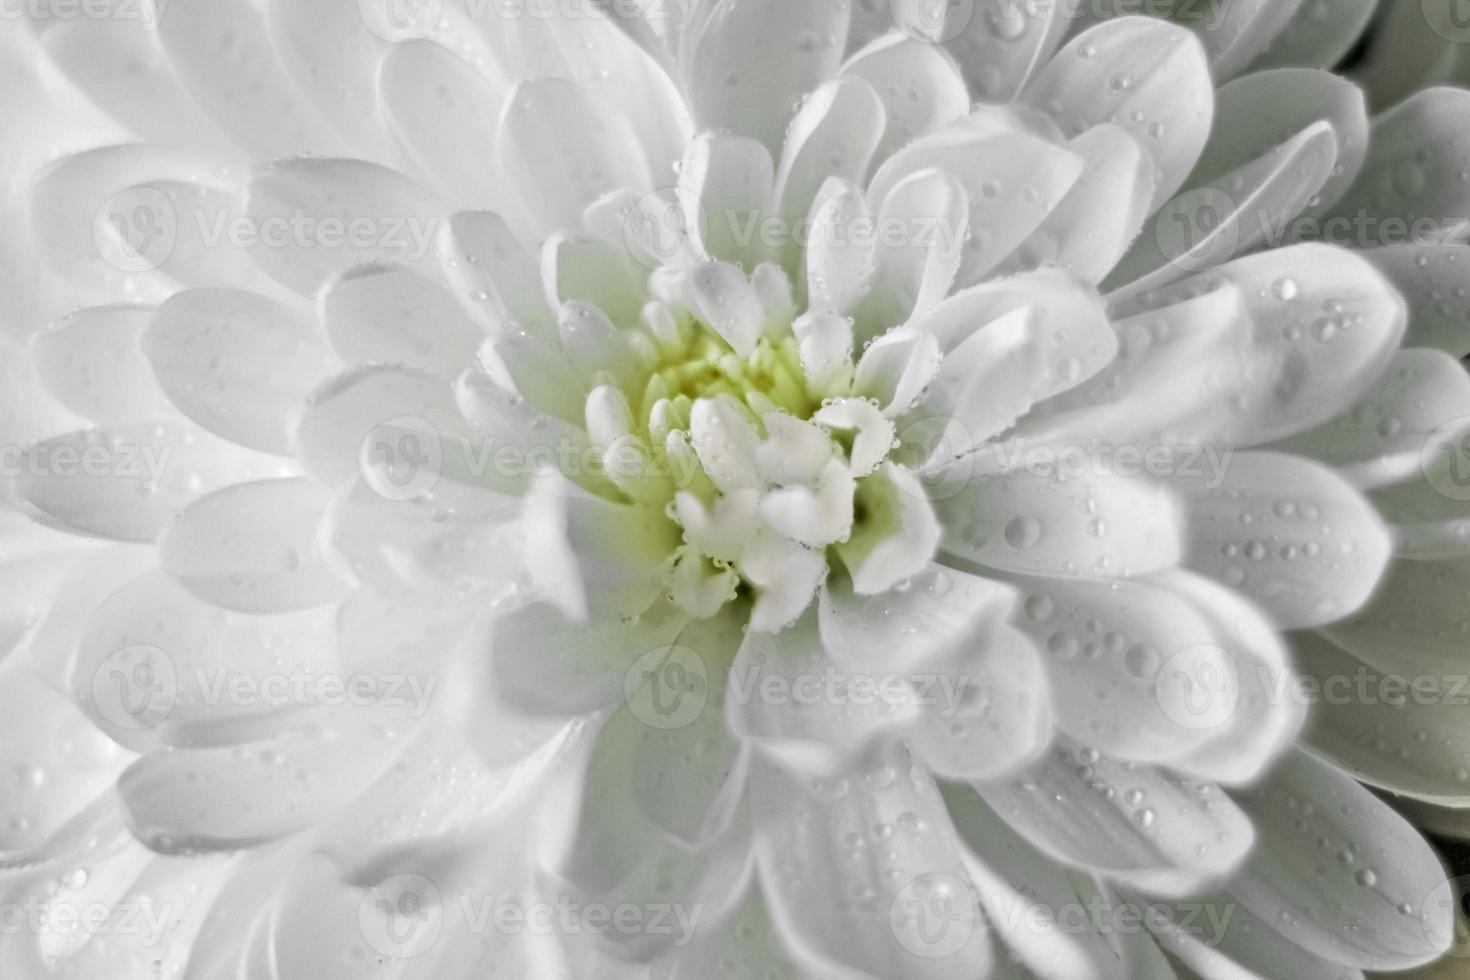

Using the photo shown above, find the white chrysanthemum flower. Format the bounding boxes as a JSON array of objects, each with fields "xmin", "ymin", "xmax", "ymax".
[{"xmin": 3, "ymin": 1, "xmax": 1470, "ymax": 978}]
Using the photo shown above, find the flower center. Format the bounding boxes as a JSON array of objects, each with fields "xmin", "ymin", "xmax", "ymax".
[{"xmin": 571, "ymin": 262, "xmax": 932, "ymax": 630}]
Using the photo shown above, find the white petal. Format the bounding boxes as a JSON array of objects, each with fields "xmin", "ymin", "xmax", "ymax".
[
  {"xmin": 690, "ymin": 394, "xmax": 763, "ymax": 492},
  {"xmin": 1227, "ymin": 750, "xmax": 1454, "ymax": 971},
  {"xmin": 738, "ymin": 531, "xmax": 828, "ymax": 633},
  {"xmin": 245, "ymin": 158, "xmax": 442, "ymax": 296},
  {"xmin": 755, "ymin": 412, "xmax": 836, "ymax": 486},
  {"xmin": 679, "ymin": 131, "xmax": 775, "ymax": 271},
  {"xmin": 791, "ymin": 310, "xmax": 854, "ymax": 395},
  {"xmin": 1170, "ymin": 451, "xmax": 1390, "ymax": 628},
  {"xmin": 29, "ymin": 305, "xmax": 174, "ymax": 423},
  {"xmin": 758, "ymin": 459, "xmax": 855, "ymax": 547},
  {"xmin": 1001, "ymin": 573, "xmax": 1249, "ymax": 764},
  {"xmin": 869, "ymin": 167, "xmax": 970, "ymax": 325},
  {"xmin": 689, "ymin": 0, "xmax": 849, "ymax": 153},
  {"xmin": 319, "ymin": 263, "xmax": 482, "ymax": 376},
  {"xmin": 1325, "ymin": 87, "xmax": 1470, "ymax": 240},
  {"xmin": 750, "ymin": 746, "xmax": 993, "ymax": 979},
  {"xmin": 936, "ymin": 468, "xmax": 1183, "ymax": 580},
  {"xmin": 1251, "ymin": 0, "xmax": 1378, "ymax": 72},
  {"xmin": 1005, "ymin": 124, "xmax": 1153, "ymax": 286},
  {"xmin": 379, "ymin": 40, "xmax": 506, "ymax": 208},
  {"xmin": 482, "ymin": 332, "xmax": 589, "ymax": 426},
  {"xmin": 1324, "ymin": 555, "xmax": 1470, "ymax": 681},
  {"xmin": 158, "ymin": 0, "xmax": 350, "ymax": 159},
  {"xmin": 908, "ymin": 623, "xmax": 1054, "ymax": 781},
  {"xmin": 841, "ymin": 34, "xmax": 969, "ymax": 163},
  {"xmin": 158, "ymin": 478, "xmax": 349, "ymax": 614},
  {"xmin": 292, "ymin": 365, "xmax": 465, "ymax": 489},
  {"xmin": 497, "ymin": 77, "xmax": 651, "ymax": 237},
  {"xmin": 852, "ymin": 326, "xmax": 943, "ymax": 416},
  {"xmin": 913, "ymin": 305, "xmax": 1046, "ymax": 453},
  {"xmin": 1023, "ymin": 18, "xmax": 1212, "ymax": 212},
  {"xmin": 977, "ymin": 739, "xmax": 1255, "ymax": 897},
  {"xmin": 264, "ymin": 0, "xmax": 392, "ymax": 158},
  {"xmin": 1105, "ymin": 245, "xmax": 1409, "ymax": 446},
  {"xmin": 1150, "ymin": 571, "xmax": 1304, "ymax": 787},
  {"xmin": 835, "ymin": 463, "xmax": 941, "ymax": 594},
  {"xmin": 543, "ymin": 230, "xmax": 649, "ymax": 329},
  {"xmin": 804, "ymin": 178, "xmax": 875, "ymax": 316},
  {"xmin": 1193, "ymin": 67, "xmax": 1369, "ymax": 221},
  {"xmin": 617, "ymin": 610, "xmax": 749, "ymax": 845},
  {"xmin": 1294, "ymin": 631, "xmax": 1470, "ymax": 806},
  {"xmin": 521, "ymin": 467, "xmax": 679, "ymax": 621},
  {"xmin": 686, "ymin": 261, "xmax": 766, "ymax": 357},
  {"xmin": 944, "ymin": 788, "xmax": 1140, "ymax": 980},
  {"xmin": 812, "ymin": 397, "xmax": 896, "ymax": 475},
  {"xmin": 438, "ymin": 210, "xmax": 552, "ymax": 337},
  {"xmin": 118, "ymin": 723, "xmax": 397, "ymax": 853},
  {"xmin": 15, "ymin": 422, "xmax": 284, "ymax": 543},
  {"xmin": 868, "ymin": 121, "xmax": 1085, "ymax": 290},
  {"xmin": 490, "ymin": 598, "xmax": 686, "ymax": 717},
  {"xmin": 1112, "ymin": 120, "xmax": 1340, "ymax": 295},
  {"xmin": 1364, "ymin": 244, "xmax": 1470, "ymax": 357},
  {"xmin": 910, "ymin": 267, "xmax": 1116, "ymax": 399},
  {"xmin": 144, "ymin": 287, "xmax": 335, "ymax": 455},
  {"xmin": 556, "ymin": 299, "xmax": 647, "ymax": 394},
  {"xmin": 1275, "ymin": 349, "xmax": 1470, "ymax": 488},
  {"xmin": 936, "ymin": 0, "xmax": 1075, "ymax": 101},
  {"xmin": 723, "ymin": 605, "xmax": 917, "ymax": 775},
  {"xmin": 818, "ymin": 563, "xmax": 1016, "ymax": 674},
  {"xmin": 773, "ymin": 76, "xmax": 886, "ymax": 256}
]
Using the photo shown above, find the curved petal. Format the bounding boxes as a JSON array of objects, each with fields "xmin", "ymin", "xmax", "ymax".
[
  {"xmin": 1169, "ymin": 451, "xmax": 1391, "ymax": 628},
  {"xmin": 841, "ymin": 34, "xmax": 969, "ymax": 163},
  {"xmin": 245, "ymin": 157, "xmax": 442, "ymax": 295},
  {"xmin": 158, "ymin": 478, "xmax": 350, "ymax": 614},
  {"xmin": 145, "ymin": 287, "xmax": 336, "ymax": 454},
  {"xmin": 976, "ymin": 738, "xmax": 1255, "ymax": 897},
  {"xmin": 489, "ymin": 599, "xmax": 686, "ymax": 717},
  {"xmin": 498, "ymin": 76, "xmax": 652, "ymax": 238},
  {"xmin": 726, "ymin": 607, "xmax": 919, "ymax": 773},
  {"xmin": 751, "ymin": 746, "xmax": 994, "ymax": 979},
  {"xmin": 936, "ymin": 467, "xmax": 1183, "ymax": 580},
  {"xmin": 1275, "ymin": 348, "xmax": 1470, "ymax": 487},
  {"xmin": 818, "ymin": 563, "xmax": 1016, "ymax": 674},
  {"xmin": 1324, "ymin": 555, "xmax": 1470, "ymax": 681},
  {"xmin": 29, "ymin": 305, "xmax": 174, "ymax": 424},
  {"xmin": 320, "ymin": 262, "xmax": 482, "ymax": 376},
  {"xmin": 1106, "ymin": 245, "xmax": 1408, "ymax": 446},
  {"xmin": 379, "ymin": 40, "xmax": 506, "ymax": 209},
  {"xmin": 1294, "ymin": 631, "xmax": 1470, "ymax": 807},
  {"xmin": 1364, "ymin": 244, "xmax": 1470, "ymax": 357},
  {"xmin": 1000, "ymin": 572, "xmax": 1259, "ymax": 765},
  {"xmin": 1227, "ymin": 750, "xmax": 1454, "ymax": 971},
  {"xmin": 1022, "ymin": 18, "xmax": 1212, "ymax": 212},
  {"xmin": 907, "ymin": 623, "xmax": 1053, "ymax": 781},
  {"xmin": 688, "ymin": 0, "xmax": 849, "ymax": 154},
  {"xmin": 1324, "ymin": 88, "xmax": 1470, "ymax": 242}
]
